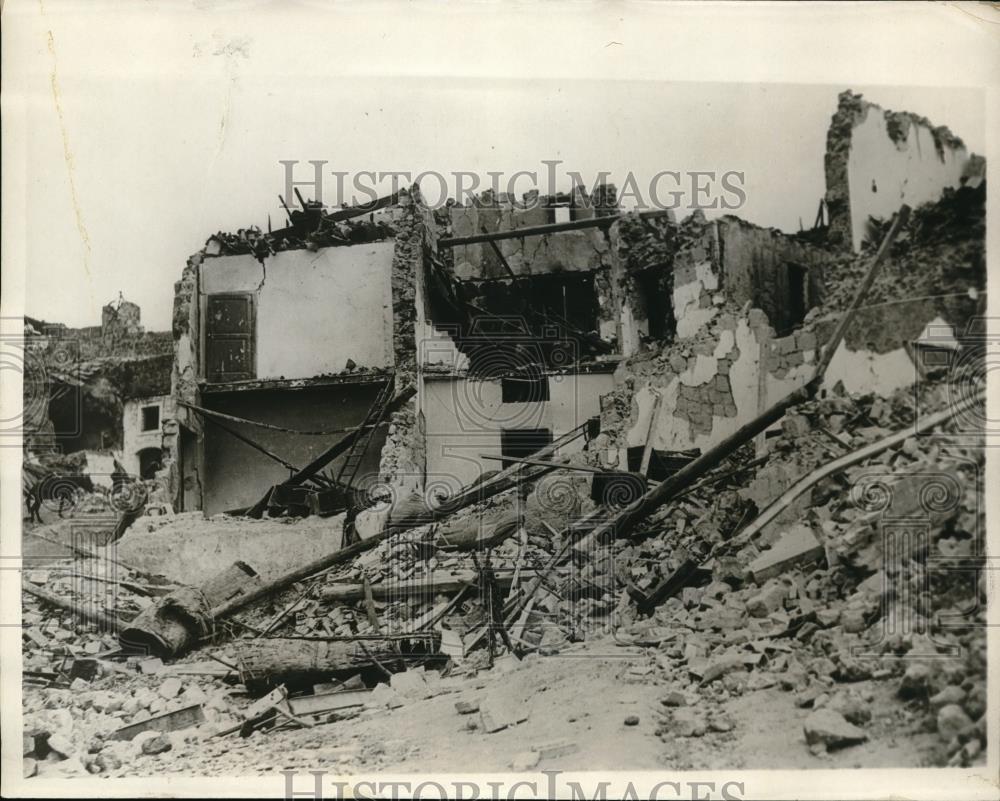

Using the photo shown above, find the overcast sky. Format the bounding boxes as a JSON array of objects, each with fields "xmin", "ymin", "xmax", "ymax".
[{"xmin": 2, "ymin": 2, "xmax": 990, "ymax": 331}]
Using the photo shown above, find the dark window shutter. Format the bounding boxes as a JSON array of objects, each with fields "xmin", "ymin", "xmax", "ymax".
[{"xmin": 206, "ymin": 294, "xmax": 255, "ymax": 382}]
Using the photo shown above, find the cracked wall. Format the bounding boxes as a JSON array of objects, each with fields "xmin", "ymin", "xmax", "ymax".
[
  {"xmin": 825, "ymin": 90, "xmax": 977, "ymax": 252},
  {"xmin": 601, "ymin": 306, "xmax": 818, "ymax": 462},
  {"xmin": 198, "ymin": 243, "xmax": 396, "ymax": 380}
]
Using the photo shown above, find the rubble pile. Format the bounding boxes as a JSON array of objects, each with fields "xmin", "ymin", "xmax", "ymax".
[{"xmin": 22, "ymin": 362, "xmax": 987, "ymax": 772}]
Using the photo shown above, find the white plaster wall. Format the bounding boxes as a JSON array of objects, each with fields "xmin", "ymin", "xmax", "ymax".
[
  {"xmin": 422, "ymin": 372, "xmax": 613, "ymax": 489},
  {"xmin": 122, "ymin": 394, "xmax": 174, "ymax": 476},
  {"xmin": 821, "ymin": 344, "xmax": 916, "ymax": 397},
  {"xmin": 847, "ymin": 112, "xmax": 969, "ymax": 251},
  {"xmin": 200, "ymin": 243, "xmax": 395, "ymax": 381}
]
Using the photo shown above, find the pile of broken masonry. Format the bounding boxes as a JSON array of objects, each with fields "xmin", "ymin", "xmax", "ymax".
[{"xmin": 21, "ymin": 373, "xmax": 988, "ymax": 776}]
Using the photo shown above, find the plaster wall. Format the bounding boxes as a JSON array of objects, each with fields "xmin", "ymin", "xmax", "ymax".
[
  {"xmin": 199, "ymin": 243, "xmax": 395, "ymax": 381},
  {"xmin": 422, "ymin": 372, "xmax": 613, "ymax": 490},
  {"xmin": 845, "ymin": 111, "xmax": 969, "ymax": 252},
  {"xmin": 122, "ymin": 394, "xmax": 174, "ymax": 476}
]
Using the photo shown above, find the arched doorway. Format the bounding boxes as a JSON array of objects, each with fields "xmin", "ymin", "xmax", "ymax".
[{"xmin": 137, "ymin": 447, "xmax": 163, "ymax": 480}]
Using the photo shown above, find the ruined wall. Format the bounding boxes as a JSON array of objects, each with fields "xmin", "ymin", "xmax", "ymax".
[
  {"xmin": 603, "ymin": 181, "xmax": 985, "ymax": 458},
  {"xmin": 121, "ymin": 393, "xmax": 175, "ymax": 476},
  {"xmin": 422, "ymin": 371, "xmax": 613, "ymax": 489},
  {"xmin": 389, "ymin": 187, "xmax": 430, "ymax": 389},
  {"xmin": 199, "ymin": 243, "xmax": 395, "ymax": 381},
  {"xmin": 825, "ymin": 90, "xmax": 973, "ymax": 252},
  {"xmin": 167, "ymin": 251, "xmax": 203, "ymax": 509},
  {"xmin": 715, "ymin": 218, "xmax": 827, "ymax": 334},
  {"xmin": 101, "ymin": 300, "xmax": 143, "ymax": 338},
  {"xmin": 448, "ymin": 190, "xmax": 615, "ymax": 281},
  {"xmin": 600, "ymin": 306, "xmax": 815, "ymax": 462},
  {"xmin": 376, "ymin": 185, "xmax": 437, "ymax": 495}
]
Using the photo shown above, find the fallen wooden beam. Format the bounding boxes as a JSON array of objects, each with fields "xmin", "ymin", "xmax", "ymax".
[
  {"xmin": 235, "ymin": 638, "xmax": 398, "ymax": 695},
  {"xmin": 639, "ymin": 391, "xmax": 664, "ymax": 477},
  {"xmin": 724, "ymin": 388, "xmax": 983, "ymax": 555},
  {"xmin": 119, "ymin": 561, "xmax": 262, "ymax": 657},
  {"xmin": 22, "ymin": 581, "xmax": 127, "ymax": 633},
  {"xmin": 318, "ymin": 568, "xmax": 543, "ymax": 603}
]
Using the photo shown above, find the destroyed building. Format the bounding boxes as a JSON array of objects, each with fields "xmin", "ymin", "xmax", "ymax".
[
  {"xmin": 21, "ymin": 90, "xmax": 989, "ymax": 777},
  {"xmin": 22, "ymin": 300, "xmax": 173, "ymax": 492}
]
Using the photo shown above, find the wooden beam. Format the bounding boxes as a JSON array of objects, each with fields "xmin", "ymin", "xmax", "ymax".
[
  {"xmin": 479, "ymin": 453, "xmax": 604, "ymax": 474},
  {"xmin": 438, "ymin": 209, "xmax": 672, "ymax": 248}
]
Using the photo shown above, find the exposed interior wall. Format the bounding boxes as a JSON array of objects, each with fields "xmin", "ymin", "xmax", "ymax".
[
  {"xmin": 199, "ymin": 383, "xmax": 389, "ymax": 515},
  {"xmin": 601, "ymin": 308, "xmax": 812, "ymax": 462},
  {"xmin": 448, "ymin": 192, "xmax": 614, "ymax": 281},
  {"xmin": 825, "ymin": 90, "xmax": 972, "ymax": 252},
  {"xmin": 715, "ymin": 218, "xmax": 827, "ymax": 335},
  {"xmin": 199, "ymin": 243, "xmax": 395, "ymax": 381},
  {"xmin": 422, "ymin": 371, "xmax": 613, "ymax": 489}
]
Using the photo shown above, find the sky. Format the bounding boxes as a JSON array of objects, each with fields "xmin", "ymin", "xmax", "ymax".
[{"xmin": 2, "ymin": 2, "xmax": 992, "ymax": 332}]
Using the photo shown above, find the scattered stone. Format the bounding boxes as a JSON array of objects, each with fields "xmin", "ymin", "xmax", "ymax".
[
  {"xmin": 479, "ymin": 699, "xmax": 528, "ymax": 733},
  {"xmin": 708, "ymin": 712, "xmax": 735, "ymax": 732},
  {"xmin": 45, "ymin": 733, "xmax": 75, "ymax": 759},
  {"xmin": 830, "ymin": 693, "xmax": 871, "ymax": 726},
  {"xmin": 745, "ymin": 584, "xmax": 787, "ymax": 618},
  {"xmin": 455, "ymin": 699, "xmax": 480, "ymax": 715},
  {"xmin": 929, "ymin": 685, "xmax": 965, "ymax": 710},
  {"xmin": 669, "ymin": 708, "xmax": 707, "ymax": 737},
  {"xmin": 700, "ymin": 653, "xmax": 746, "ymax": 684},
  {"xmin": 158, "ymin": 678, "xmax": 183, "ymax": 699},
  {"xmin": 23, "ymin": 757, "xmax": 37, "ymax": 778},
  {"xmin": 660, "ymin": 691, "xmax": 687, "ymax": 707},
  {"xmin": 511, "ymin": 751, "xmax": 539, "ymax": 771},
  {"xmin": 936, "ymin": 705, "xmax": 974, "ymax": 742},
  {"xmin": 390, "ymin": 669, "xmax": 429, "ymax": 700},
  {"xmin": 840, "ymin": 607, "xmax": 867, "ymax": 633},
  {"xmin": 139, "ymin": 657, "xmax": 164, "ymax": 675},
  {"xmin": 369, "ymin": 682, "xmax": 405, "ymax": 710},
  {"xmin": 897, "ymin": 663, "xmax": 934, "ymax": 699},
  {"xmin": 803, "ymin": 709, "xmax": 868, "ymax": 751},
  {"xmin": 94, "ymin": 751, "xmax": 122, "ymax": 773},
  {"xmin": 140, "ymin": 734, "xmax": 172, "ymax": 756},
  {"xmin": 624, "ymin": 715, "xmax": 640, "ymax": 726}
]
